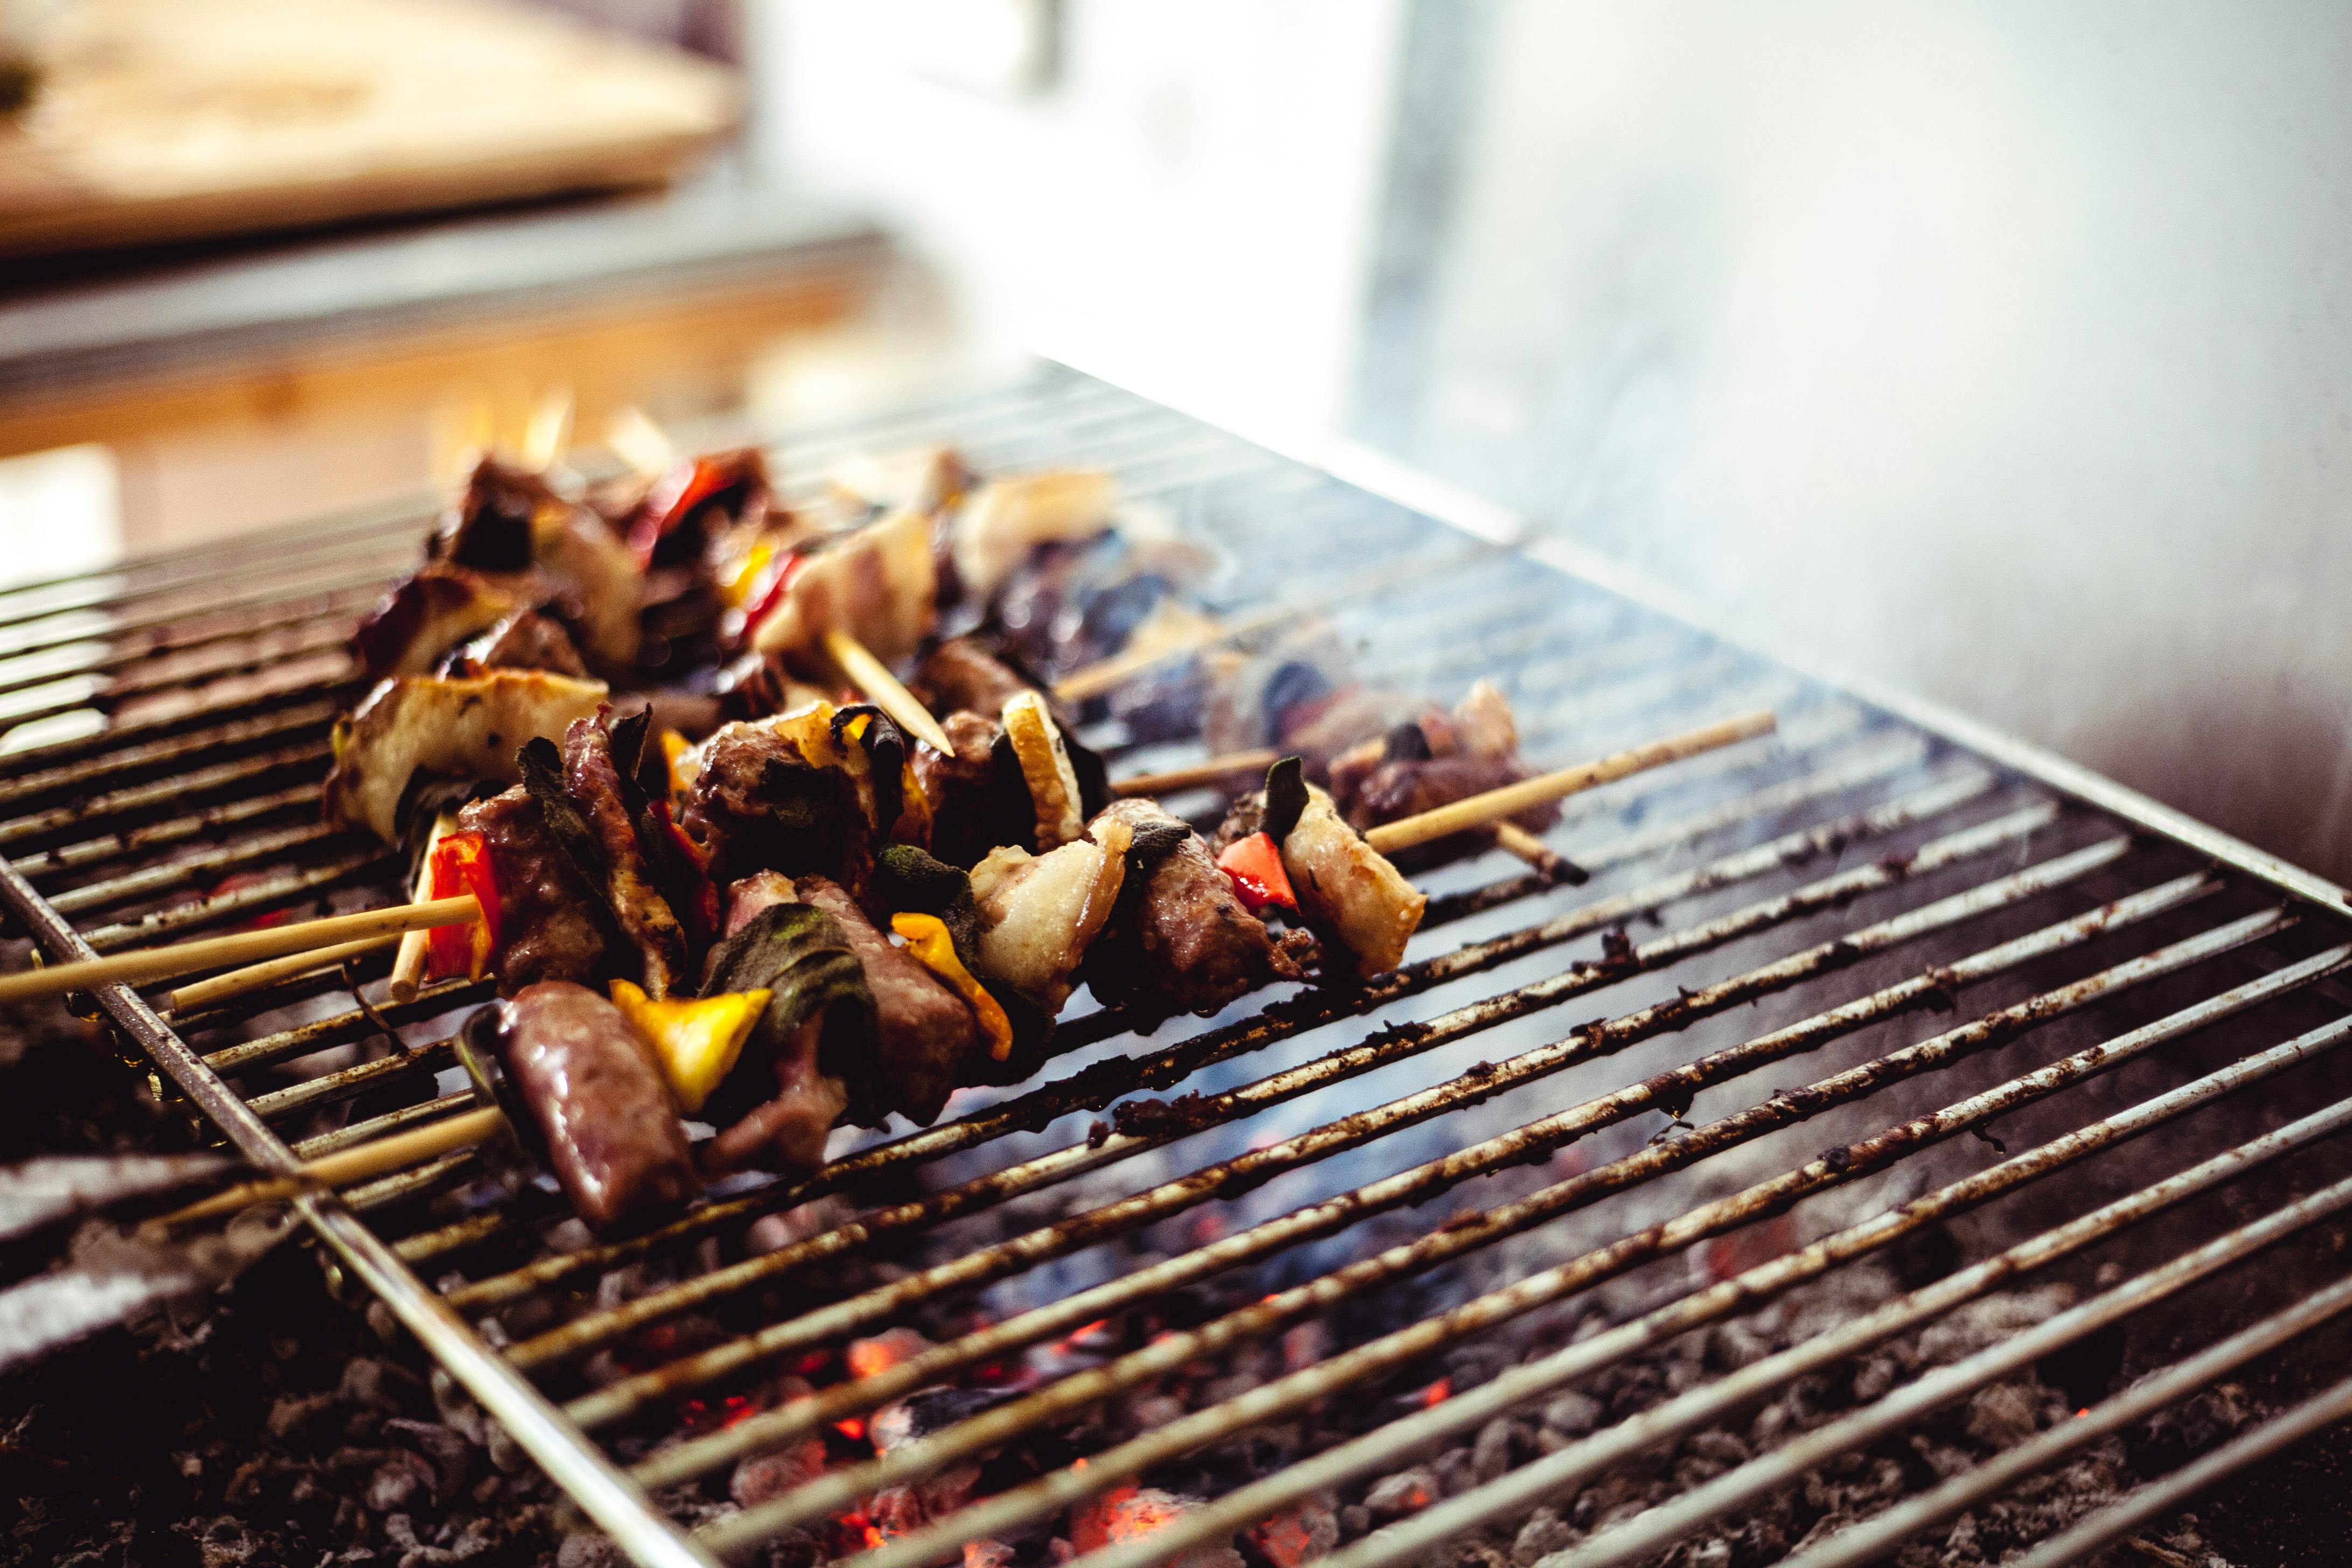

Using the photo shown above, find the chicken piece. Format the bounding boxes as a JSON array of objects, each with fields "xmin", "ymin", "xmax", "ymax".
[
  {"xmin": 949, "ymin": 470, "xmax": 1116, "ymax": 603},
  {"xmin": 449, "ymin": 608, "xmax": 587, "ymax": 676},
  {"xmin": 1215, "ymin": 782, "xmax": 1425, "ymax": 981},
  {"xmin": 1082, "ymin": 799, "xmax": 1310, "ymax": 1019},
  {"xmin": 750, "ymin": 508, "xmax": 936, "ymax": 669},
  {"xmin": 457, "ymin": 787, "xmax": 613, "ymax": 993},
  {"xmin": 799, "ymin": 876, "xmax": 977, "ymax": 1126},
  {"xmin": 352, "ymin": 564, "xmax": 521, "ymax": 680},
  {"xmin": 491, "ymin": 981, "xmax": 698, "ymax": 1232},
  {"xmin": 324, "ymin": 669, "xmax": 608, "ymax": 843},
  {"xmin": 561, "ymin": 713, "xmax": 691, "ymax": 998},
  {"xmin": 431, "ymin": 456, "xmax": 644, "ymax": 674},
  {"xmin": 967, "ymin": 817, "xmax": 1132, "ymax": 1015},
  {"xmin": 824, "ymin": 445, "xmax": 974, "ymax": 520}
]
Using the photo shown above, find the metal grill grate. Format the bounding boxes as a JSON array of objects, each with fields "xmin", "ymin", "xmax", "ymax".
[{"xmin": 8, "ymin": 366, "xmax": 2352, "ymax": 1568}]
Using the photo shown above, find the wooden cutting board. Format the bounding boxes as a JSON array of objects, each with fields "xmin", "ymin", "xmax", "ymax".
[{"xmin": 0, "ymin": 0, "xmax": 739, "ymax": 258}]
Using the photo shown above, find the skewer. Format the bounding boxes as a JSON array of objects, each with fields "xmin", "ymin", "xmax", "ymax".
[
  {"xmin": 822, "ymin": 627, "xmax": 956, "ymax": 757},
  {"xmin": 142, "ymin": 709, "xmax": 1774, "ymax": 1226},
  {"xmin": 1492, "ymin": 822, "xmax": 1584, "ymax": 884},
  {"xmin": 1110, "ymin": 749, "xmax": 1280, "ymax": 798},
  {"xmin": 520, "ymin": 385, "xmax": 573, "ymax": 473},
  {"xmin": 606, "ymin": 404, "xmax": 677, "ymax": 480},
  {"xmin": 388, "ymin": 810, "xmax": 460, "ymax": 1003},
  {"xmin": 152, "ymin": 1104, "xmax": 508, "ymax": 1230},
  {"xmin": 0, "ymin": 895, "xmax": 480, "ymax": 1007},
  {"xmin": 1363, "ymin": 709, "xmax": 1778, "ymax": 856},
  {"xmin": 166, "ymin": 934, "xmax": 400, "ymax": 1015}
]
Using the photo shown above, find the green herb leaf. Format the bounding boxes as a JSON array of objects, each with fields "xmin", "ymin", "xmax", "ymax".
[
  {"xmin": 516, "ymin": 736, "xmax": 612, "ymax": 905},
  {"xmin": 698, "ymin": 902, "xmax": 876, "ymax": 1114},
  {"xmin": 834, "ymin": 703, "xmax": 907, "ymax": 837}
]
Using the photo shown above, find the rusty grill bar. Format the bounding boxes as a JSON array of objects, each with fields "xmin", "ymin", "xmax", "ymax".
[{"xmin": 6, "ymin": 366, "xmax": 2352, "ymax": 1568}]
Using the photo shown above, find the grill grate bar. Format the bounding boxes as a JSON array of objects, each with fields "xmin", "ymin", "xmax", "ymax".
[
  {"xmin": 1079, "ymin": 953, "xmax": 2352, "ymax": 1568},
  {"xmin": 626, "ymin": 865, "xmax": 2220, "ymax": 1492},
  {"xmin": 491, "ymin": 791, "xmax": 2055, "ymax": 1363},
  {"xmin": 18, "ymin": 786, "xmax": 321, "ymax": 885},
  {"xmin": 45, "ymin": 822, "xmax": 352, "ymax": 916},
  {"xmin": 80, "ymin": 848, "xmax": 393, "ymax": 953},
  {"xmin": 0, "ymin": 740, "xmax": 328, "ymax": 851},
  {"xmin": 801, "ymin": 912, "xmax": 2309, "ymax": 1568},
  {"xmin": 1777, "ymin": 1248, "xmax": 2352, "ymax": 1568}
]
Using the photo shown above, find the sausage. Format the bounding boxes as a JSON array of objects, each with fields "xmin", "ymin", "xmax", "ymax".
[
  {"xmin": 496, "ymin": 981, "xmax": 698, "ymax": 1232},
  {"xmin": 1082, "ymin": 799, "xmax": 1310, "ymax": 1018}
]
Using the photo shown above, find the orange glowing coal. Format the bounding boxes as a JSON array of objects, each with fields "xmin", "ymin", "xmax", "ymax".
[
  {"xmin": 848, "ymin": 1327, "xmax": 933, "ymax": 1380},
  {"xmin": 834, "ymin": 1417, "xmax": 866, "ymax": 1441},
  {"xmin": 1700, "ymin": 1213, "xmax": 1798, "ymax": 1283},
  {"xmin": 1073, "ymin": 1481, "xmax": 1246, "ymax": 1568},
  {"xmin": 1420, "ymin": 1376, "xmax": 1452, "ymax": 1408}
]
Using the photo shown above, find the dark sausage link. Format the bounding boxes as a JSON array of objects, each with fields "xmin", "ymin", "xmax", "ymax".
[{"xmin": 497, "ymin": 981, "xmax": 698, "ymax": 1231}]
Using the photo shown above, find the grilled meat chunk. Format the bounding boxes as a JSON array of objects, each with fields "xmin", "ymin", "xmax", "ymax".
[
  {"xmin": 562, "ymin": 713, "xmax": 691, "ymax": 998},
  {"xmin": 750, "ymin": 508, "xmax": 936, "ymax": 669},
  {"xmin": 323, "ymin": 669, "xmax": 608, "ymax": 843},
  {"xmin": 453, "ymin": 607, "xmax": 588, "ymax": 676},
  {"xmin": 457, "ymin": 786, "xmax": 613, "ymax": 992},
  {"xmin": 492, "ymin": 982, "xmax": 697, "ymax": 1232},
  {"xmin": 428, "ymin": 456, "xmax": 643, "ymax": 675},
  {"xmin": 799, "ymin": 876, "xmax": 975, "ymax": 1126},
  {"xmin": 1082, "ymin": 799, "xmax": 1310, "ymax": 1018},
  {"xmin": 968, "ymin": 818, "xmax": 1132, "ymax": 1016},
  {"xmin": 680, "ymin": 720, "xmax": 871, "ymax": 892},
  {"xmin": 912, "ymin": 636, "xmax": 1036, "ymax": 722},
  {"xmin": 1326, "ymin": 680, "xmax": 1556, "ymax": 867},
  {"xmin": 353, "ymin": 564, "xmax": 521, "ymax": 680},
  {"xmin": 909, "ymin": 710, "xmax": 1003, "ymax": 869},
  {"xmin": 949, "ymin": 470, "xmax": 1116, "ymax": 603},
  {"xmin": 1215, "ymin": 781, "xmax": 1424, "ymax": 980}
]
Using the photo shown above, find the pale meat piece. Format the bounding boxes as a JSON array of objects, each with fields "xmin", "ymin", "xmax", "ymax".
[
  {"xmin": 528, "ymin": 499, "xmax": 644, "ymax": 673},
  {"xmin": 798, "ymin": 876, "xmax": 976, "ymax": 1126},
  {"xmin": 1083, "ymin": 799, "xmax": 1310, "ymax": 1018},
  {"xmin": 323, "ymin": 669, "xmax": 608, "ymax": 843},
  {"xmin": 751, "ymin": 508, "xmax": 936, "ymax": 669},
  {"xmin": 1279, "ymin": 784, "xmax": 1426, "ymax": 979},
  {"xmin": 949, "ymin": 470, "xmax": 1116, "ymax": 602},
  {"xmin": 457, "ymin": 787, "xmax": 613, "ymax": 993},
  {"xmin": 453, "ymin": 608, "xmax": 589, "ymax": 676},
  {"xmin": 967, "ymin": 818, "xmax": 1132, "ymax": 1015},
  {"xmin": 494, "ymin": 981, "xmax": 698, "ymax": 1233},
  {"xmin": 352, "ymin": 564, "xmax": 521, "ymax": 680}
]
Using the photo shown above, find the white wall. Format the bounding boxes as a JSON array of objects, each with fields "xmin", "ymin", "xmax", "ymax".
[
  {"xmin": 755, "ymin": 0, "xmax": 1404, "ymax": 451},
  {"xmin": 1381, "ymin": 1, "xmax": 2352, "ymax": 879}
]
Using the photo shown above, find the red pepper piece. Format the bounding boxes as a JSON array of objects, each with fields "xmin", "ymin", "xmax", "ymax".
[
  {"xmin": 648, "ymin": 799, "xmax": 721, "ymax": 940},
  {"xmin": 1215, "ymin": 831, "xmax": 1298, "ymax": 917},
  {"xmin": 627, "ymin": 457, "xmax": 734, "ymax": 569},
  {"xmin": 423, "ymin": 829, "xmax": 502, "ymax": 981},
  {"xmin": 738, "ymin": 548, "xmax": 806, "ymax": 637}
]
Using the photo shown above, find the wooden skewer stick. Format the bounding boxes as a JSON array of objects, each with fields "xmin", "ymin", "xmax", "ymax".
[
  {"xmin": 1492, "ymin": 822, "xmax": 1585, "ymax": 884},
  {"xmin": 1111, "ymin": 748, "xmax": 1280, "ymax": 798},
  {"xmin": 1364, "ymin": 710, "xmax": 1779, "ymax": 856},
  {"xmin": 520, "ymin": 384, "xmax": 573, "ymax": 472},
  {"xmin": 167, "ymin": 934, "xmax": 401, "ymax": 1016},
  {"xmin": 155, "ymin": 1104, "xmax": 507, "ymax": 1229},
  {"xmin": 388, "ymin": 811, "xmax": 459, "ymax": 1003},
  {"xmin": 606, "ymin": 404, "xmax": 677, "ymax": 480},
  {"xmin": 822, "ymin": 627, "xmax": 956, "ymax": 756},
  {"xmin": 0, "ymin": 895, "xmax": 481, "ymax": 1007}
]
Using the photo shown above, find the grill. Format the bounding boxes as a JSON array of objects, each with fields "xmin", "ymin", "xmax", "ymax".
[{"xmin": 9, "ymin": 365, "xmax": 2352, "ymax": 1568}]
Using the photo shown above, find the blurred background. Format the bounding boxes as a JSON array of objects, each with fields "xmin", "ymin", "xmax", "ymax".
[{"xmin": 2, "ymin": 0, "xmax": 2349, "ymax": 881}]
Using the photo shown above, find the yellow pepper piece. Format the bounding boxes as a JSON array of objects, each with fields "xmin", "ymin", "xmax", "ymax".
[
  {"xmin": 716, "ymin": 540, "xmax": 775, "ymax": 608},
  {"xmin": 892, "ymin": 913, "xmax": 1016, "ymax": 1061},
  {"xmin": 611, "ymin": 979, "xmax": 772, "ymax": 1114}
]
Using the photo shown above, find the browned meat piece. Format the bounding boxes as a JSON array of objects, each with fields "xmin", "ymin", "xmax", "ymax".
[
  {"xmin": 352, "ymin": 564, "xmax": 520, "ymax": 680},
  {"xmin": 680, "ymin": 722, "xmax": 870, "ymax": 892},
  {"xmin": 1082, "ymin": 799, "xmax": 1310, "ymax": 1018},
  {"xmin": 494, "ymin": 981, "xmax": 697, "ymax": 1231},
  {"xmin": 796, "ymin": 876, "xmax": 976, "ymax": 1126},
  {"xmin": 426, "ymin": 456, "xmax": 643, "ymax": 675},
  {"xmin": 719, "ymin": 870, "xmax": 799, "ymax": 940},
  {"xmin": 431, "ymin": 458, "xmax": 540, "ymax": 572},
  {"xmin": 699, "ymin": 1015, "xmax": 845, "ymax": 1178},
  {"xmin": 457, "ymin": 786, "xmax": 613, "ymax": 993},
  {"xmin": 911, "ymin": 636, "xmax": 1035, "ymax": 720},
  {"xmin": 909, "ymin": 710, "xmax": 1003, "ymax": 869},
  {"xmin": 562, "ymin": 713, "xmax": 691, "ymax": 998},
  {"xmin": 457, "ymin": 608, "xmax": 587, "ymax": 675},
  {"xmin": 1324, "ymin": 680, "xmax": 1557, "ymax": 868}
]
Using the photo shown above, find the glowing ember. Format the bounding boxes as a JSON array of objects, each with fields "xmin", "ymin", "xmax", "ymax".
[
  {"xmin": 1248, "ymin": 1502, "xmax": 1340, "ymax": 1568},
  {"xmin": 1420, "ymin": 1376, "xmax": 1452, "ymax": 1408},
  {"xmin": 848, "ymin": 1327, "xmax": 933, "ymax": 1379},
  {"xmin": 834, "ymin": 1417, "xmax": 866, "ymax": 1441},
  {"xmin": 1072, "ymin": 1483, "xmax": 1244, "ymax": 1568}
]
